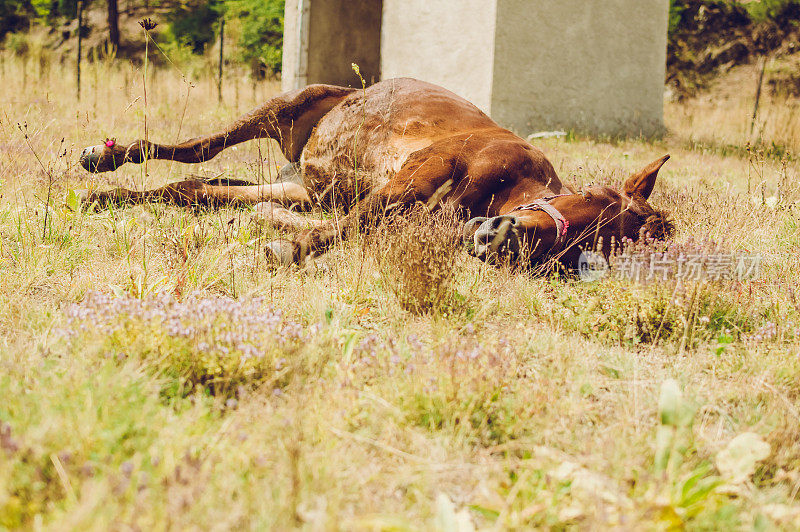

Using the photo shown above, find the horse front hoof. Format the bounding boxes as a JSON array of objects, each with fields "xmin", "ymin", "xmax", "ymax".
[
  {"xmin": 69, "ymin": 188, "xmax": 102, "ymax": 212},
  {"xmin": 71, "ymin": 188, "xmax": 125, "ymax": 211},
  {"xmin": 265, "ymin": 239, "xmax": 297, "ymax": 267}
]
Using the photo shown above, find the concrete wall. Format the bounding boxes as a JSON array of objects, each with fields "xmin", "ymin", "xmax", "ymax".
[
  {"xmin": 307, "ymin": 0, "xmax": 382, "ymax": 87},
  {"xmin": 491, "ymin": 0, "xmax": 668, "ymax": 137},
  {"xmin": 282, "ymin": 0, "xmax": 382, "ymax": 91},
  {"xmin": 380, "ymin": 0, "xmax": 497, "ymax": 113},
  {"xmin": 283, "ymin": 0, "xmax": 668, "ymax": 137}
]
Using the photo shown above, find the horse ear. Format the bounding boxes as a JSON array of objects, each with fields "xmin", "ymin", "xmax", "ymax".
[{"xmin": 623, "ymin": 154, "xmax": 670, "ymax": 200}]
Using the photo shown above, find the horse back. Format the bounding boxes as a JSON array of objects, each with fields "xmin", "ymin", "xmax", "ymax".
[{"xmin": 301, "ymin": 78, "xmax": 565, "ymax": 211}]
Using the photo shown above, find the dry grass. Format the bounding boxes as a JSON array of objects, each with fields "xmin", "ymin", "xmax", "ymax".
[
  {"xmin": 1, "ymin": 52, "xmax": 800, "ymax": 529},
  {"xmin": 665, "ymin": 56, "xmax": 800, "ymax": 157},
  {"xmin": 374, "ymin": 204, "xmax": 463, "ymax": 315}
]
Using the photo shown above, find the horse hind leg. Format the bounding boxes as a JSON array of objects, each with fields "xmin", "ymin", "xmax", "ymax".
[
  {"xmin": 80, "ymin": 84, "xmax": 356, "ymax": 173},
  {"xmin": 75, "ymin": 161, "xmax": 313, "ymax": 211},
  {"xmin": 206, "ymin": 162, "xmax": 301, "ymax": 186},
  {"xmin": 253, "ymin": 201, "xmax": 323, "ymax": 231},
  {"xmin": 204, "ymin": 162, "xmax": 301, "ymax": 187},
  {"xmin": 198, "ymin": 176, "xmax": 259, "ymax": 187},
  {"xmin": 77, "ymin": 179, "xmax": 313, "ymax": 210}
]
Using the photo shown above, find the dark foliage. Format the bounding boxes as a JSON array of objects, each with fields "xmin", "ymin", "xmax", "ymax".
[
  {"xmin": 0, "ymin": 0, "xmax": 35, "ymax": 39},
  {"xmin": 667, "ymin": 0, "xmax": 800, "ymax": 97},
  {"xmin": 165, "ymin": 0, "xmax": 220, "ymax": 54}
]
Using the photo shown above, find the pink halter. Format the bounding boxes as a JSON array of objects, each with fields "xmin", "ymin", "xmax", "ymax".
[{"xmin": 511, "ymin": 194, "xmax": 572, "ymax": 252}]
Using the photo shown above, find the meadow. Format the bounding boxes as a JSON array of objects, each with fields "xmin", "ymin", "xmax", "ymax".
[{"xmin": 1, "ymin": 51, "xmax": 800, "ymax": 530}]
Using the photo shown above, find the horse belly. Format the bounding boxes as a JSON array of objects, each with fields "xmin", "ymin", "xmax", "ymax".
[{"xmin": 301, "ymin": 114, "xmax": 432, "ymax": 207}]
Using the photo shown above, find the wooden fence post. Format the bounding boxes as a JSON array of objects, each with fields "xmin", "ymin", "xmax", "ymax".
[
  {"xmin": 76, "ymin": 0, "xmax": 83, "ymax": 100},
  {"xmin": 218, "ymin": 17, "xmax": 225, "ymax": 104}
]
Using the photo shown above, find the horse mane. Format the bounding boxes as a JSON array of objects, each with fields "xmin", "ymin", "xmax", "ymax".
[
  {"xmin": 625, "ymin": 191, "xmax": 674, "ymax": 241},
  {"xmin": 640, "ymin": 209, "xmax": 675, "ymax": 240}
]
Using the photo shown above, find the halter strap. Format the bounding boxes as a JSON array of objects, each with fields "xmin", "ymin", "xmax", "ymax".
[{"xmin": 511, "ymin": 194, "xmax": 571, "ymax": 252}]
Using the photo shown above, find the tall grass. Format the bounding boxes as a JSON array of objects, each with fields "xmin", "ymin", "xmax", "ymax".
[
  {"xmin": 0, "ymin": 49, "xmax": 800, "ymax": 529},
  {"xmin": 666, "ymin": 60, "xmax": 800, "ymax": 156}
]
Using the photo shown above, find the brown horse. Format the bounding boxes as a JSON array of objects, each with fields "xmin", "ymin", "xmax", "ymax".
[{"xmin": 78, "ymin": 78, "xmax": 673, "ymax": 267}]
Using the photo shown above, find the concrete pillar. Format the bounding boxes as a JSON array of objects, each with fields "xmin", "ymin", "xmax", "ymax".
[
  {"xmin": 488, "ymin": 0, "xmax": 669, "ymax": 137},
  {"xmin": 282, "ymin": 0, "xmax": 382, "ymax": 92},
  {"xmin": 284, "ymin": 0, "xmax": 668, "ymax": 137},
  {"xmin": 380, "ymin": 0, "xmax": 498, "ymax": 113}
]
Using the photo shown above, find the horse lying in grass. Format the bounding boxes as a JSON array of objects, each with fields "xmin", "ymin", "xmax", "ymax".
[{"xmin": 78, "ymin": 77, "xmax": 673, "ymax": 267}]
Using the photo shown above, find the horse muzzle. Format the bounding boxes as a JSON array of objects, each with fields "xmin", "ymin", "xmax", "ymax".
[{"xmin": 466, "ymin": 215, "xmax": 521, "ymax": 261}]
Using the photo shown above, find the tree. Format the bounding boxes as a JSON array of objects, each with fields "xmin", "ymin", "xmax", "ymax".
[
  {"xmin": 165, "ymin": 0, "xmax": 221, "ymax": 54},
  {"xmin": 0, "ymin": 0, "xmax": 36, "ymax": 39},
  {"xmin": 225, "ymin": 0, "xmax": 284, "ymax": 78},
  {"xmin": 107, "ymin": 0, "xmax": 119, "ymax": 50}
]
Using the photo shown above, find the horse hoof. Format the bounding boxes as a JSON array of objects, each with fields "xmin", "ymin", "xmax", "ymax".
[
  {"xmin": 463, "ymin": 217, "xmax": 488, "ymax": 243},
  {"xmin": 79, "ymin": 145, "xmax": 105, "ymax": 173},
  {"xmin": 68, "ymin": 189, "xmax": 97, "ymax": 211},
  {"xmin": 265, "ymin": 239, "xmax": 296, "ymax": 266},
  {"xmin": 473, "ymin": 216, "xmax": 521, "ymax": 260}
]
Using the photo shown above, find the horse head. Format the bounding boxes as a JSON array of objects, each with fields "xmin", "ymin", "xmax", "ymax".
[{"xmin": 466, "ymin": 155, "xmax": 674, "ymax": 268}]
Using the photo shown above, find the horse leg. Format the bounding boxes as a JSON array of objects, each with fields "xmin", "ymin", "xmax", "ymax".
[
  {"xmin": 253, "ymin": 201, "xmax": 324, "ymax": 232},
  {"xmin": 82, "ymin": 179, "xmax": 313, "ymax": 210},
  {"xmin": 79, "ymin": 84, "xmax": 356, "ymax": 173},
  {"xmin": 264, "ymin": 147, "xmax": 461, "ymax": 265}
]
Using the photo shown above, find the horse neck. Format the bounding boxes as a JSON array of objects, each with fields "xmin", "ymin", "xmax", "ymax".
[{"xmin": 498, "ymin": 180, "xmax": 571, "ymax": 215}]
